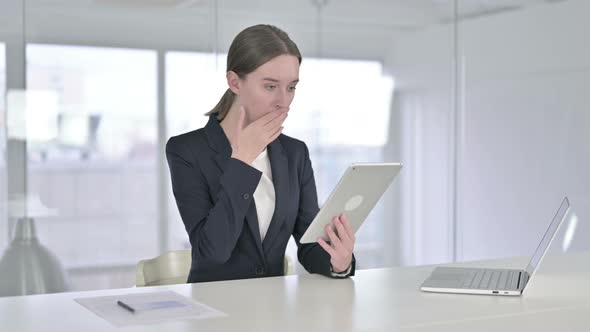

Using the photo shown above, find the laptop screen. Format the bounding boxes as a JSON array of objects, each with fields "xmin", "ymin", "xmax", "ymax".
[{"xmin": 525, "ymin": 197, "xmax": 571, "ymax": 275}]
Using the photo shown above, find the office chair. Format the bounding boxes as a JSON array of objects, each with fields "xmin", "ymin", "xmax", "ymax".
[{"xmin": 136, "ymin": 250, "xmax": 295, "ymax": 287}]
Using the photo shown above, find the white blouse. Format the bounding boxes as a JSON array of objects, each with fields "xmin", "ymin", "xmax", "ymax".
[{"xmin": 251, "ymin": 148, "xmax": 275, "ymax": 241}]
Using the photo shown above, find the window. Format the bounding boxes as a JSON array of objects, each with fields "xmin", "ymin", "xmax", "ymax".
[
  {"xmin": 25, "ymin": 45, "xmax": 159, "ymax": 283},
  {"xmin": 166, "ymin": 52, "xmax": 226, "ymax": 138},
  {"xmin": 292, "ymin": 59, "xmax": 394, "ymax": 268}
]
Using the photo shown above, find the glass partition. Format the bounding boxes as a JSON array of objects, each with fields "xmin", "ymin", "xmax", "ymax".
[{"xmin": 10, "ymin": 0, "xmax": 587, "ymax": 295}]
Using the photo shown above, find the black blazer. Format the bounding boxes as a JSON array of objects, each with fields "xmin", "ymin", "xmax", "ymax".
[{"xmin": 166, "ymin": 115, "xmax": 355, "ymax": 283}]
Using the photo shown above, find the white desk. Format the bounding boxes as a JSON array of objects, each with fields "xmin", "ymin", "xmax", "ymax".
[{"xmin": 1, "ymin": 252, "xmax": 588, "ymax": 332}]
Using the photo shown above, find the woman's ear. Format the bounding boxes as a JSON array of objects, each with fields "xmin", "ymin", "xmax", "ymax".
[{"xmin": 227, "ymin": 71, "xmax": 241, "ymax": 95}]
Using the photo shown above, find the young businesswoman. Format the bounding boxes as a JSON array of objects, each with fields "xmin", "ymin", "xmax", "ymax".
[{"xmin": 166, "ymin": 24, "xmax": 356, "ymax": 283}]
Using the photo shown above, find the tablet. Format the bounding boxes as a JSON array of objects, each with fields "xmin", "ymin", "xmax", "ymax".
[{"xmin": 300, "ymin": 163, "xmax": 402, "ymax": 244}]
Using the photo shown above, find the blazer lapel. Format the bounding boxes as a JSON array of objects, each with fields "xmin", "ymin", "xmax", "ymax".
[{"xmin": 262, "ymin": 138, "xmax": 289, "ymax": 253}]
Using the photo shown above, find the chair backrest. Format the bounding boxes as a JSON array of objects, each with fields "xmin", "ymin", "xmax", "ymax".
[
  {"xmin": 136, "ymin": 250, "xmax": 192, "ymax": 287},
  {"xmin": 136, "ymin": 250, "xmax": 295, "ymax": 287}
]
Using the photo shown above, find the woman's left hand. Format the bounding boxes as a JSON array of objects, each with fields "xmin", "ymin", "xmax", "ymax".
[{"xmin": 317, "ymin": 214, "xmax": 355, "ymax": 273}]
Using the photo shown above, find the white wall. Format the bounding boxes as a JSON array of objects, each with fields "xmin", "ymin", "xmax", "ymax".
[
  {"xmin": 457, "ymin": 0, "xmax": 590, "ymax": 261},
  {"xmin": 387, "ymin": 0, "xmax": 590, "ymax": 264}
]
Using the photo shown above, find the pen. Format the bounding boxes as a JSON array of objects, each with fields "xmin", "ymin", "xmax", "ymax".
[{"xmin": 117, "ymin": 300, "xmax": 136, "ymax": 313}]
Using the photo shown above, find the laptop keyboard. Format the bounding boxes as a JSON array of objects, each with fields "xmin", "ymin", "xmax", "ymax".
[{"xmin": 462, "ymin": 269, "xmax": 521, "ymax": 290}]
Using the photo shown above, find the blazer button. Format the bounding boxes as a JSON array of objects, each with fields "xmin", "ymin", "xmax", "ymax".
[
  {"xmin": 255, "ymin": 266, "xmax": 265, "ymax": 276},
  {"xmin": 243, "ymin": 193, "xmax": 250, "ymax": 200}
]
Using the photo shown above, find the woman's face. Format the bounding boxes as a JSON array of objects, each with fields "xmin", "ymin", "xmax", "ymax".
[{"xmin": 229, "ymin": 54, "xmax": 300, "ymax": 124}]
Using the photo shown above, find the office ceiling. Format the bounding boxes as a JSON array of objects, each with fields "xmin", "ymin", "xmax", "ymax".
[{"xmin": 28, "ymin": 0, "xmax": 562, "ymax": 28}]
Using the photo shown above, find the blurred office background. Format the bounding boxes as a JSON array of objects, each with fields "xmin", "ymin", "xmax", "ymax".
[{"xmin": 0, "ymin": 0, "xmax": 588, "ymax": 294}]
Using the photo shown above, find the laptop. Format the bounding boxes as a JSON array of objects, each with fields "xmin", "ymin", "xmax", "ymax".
[
  {"xmin": 300, "ymin": 163, "xmax": 402, "ymax": 244},
  {"xmin": 420, "ymin": 197, "xmax": 571, "ymax": 296}
]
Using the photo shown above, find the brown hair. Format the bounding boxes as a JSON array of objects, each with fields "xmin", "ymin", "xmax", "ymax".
[{"xmin": 205, "ymin": 24, "xmax": 302, "ymax": 120}]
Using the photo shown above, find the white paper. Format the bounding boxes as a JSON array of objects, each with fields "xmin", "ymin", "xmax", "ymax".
[{"xmin": 74, "ymin": 290, "xmax": 227, "ymax": 327}]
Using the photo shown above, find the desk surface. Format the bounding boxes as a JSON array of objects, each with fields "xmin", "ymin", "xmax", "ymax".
[{"xmin": 1, "ymin": 252, "xmax": 588, "ymax": 332}]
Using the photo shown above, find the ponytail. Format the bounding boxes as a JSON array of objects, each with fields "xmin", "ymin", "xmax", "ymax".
[{"xmin": 205, "ymin": 88, "xmax": 236, "ymax": 120}]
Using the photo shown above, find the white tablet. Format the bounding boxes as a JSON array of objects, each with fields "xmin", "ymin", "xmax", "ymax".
[{"xmin": 300, "ymin": 163, "xmax": 402, "ymax": 244}]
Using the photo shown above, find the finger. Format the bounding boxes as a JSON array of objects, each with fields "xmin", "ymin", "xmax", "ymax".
[
  {"xmin": 325, "ymin": 223, "xmax": 343, "ymax": 249},
  {"xmin": 262, "ymin": 114, "xmax": 286, "ymax": 142},
  {"xmin": 263, "ymin": 110, "xmax": 288, "ymax": 131},
  {"xmin": 317, "ymin": 238, "xmax": 336, "ymax": 257},
  {"xmin": 266, "ymin": 126, "xmax": 284, "ymax": 144},
  {"xmin": 333, "ymin": 216, "xmax": 352, "ymax": 246},
  {"xmin": 339, "ymin": 214, "xmax": 355, "ymax": 242},
  {"xmin": 255, "ymin": 109, "xmax": 284, "ymax": 127}
]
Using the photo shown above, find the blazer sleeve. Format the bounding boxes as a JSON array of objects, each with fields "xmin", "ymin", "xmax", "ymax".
[
  {"xmin": 166, "ymin": 136, "xmax": 262, "ymax": 265},
  {"xmin": 292, "ymin": 143, "xmax": 356, "ymax": 278}
]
